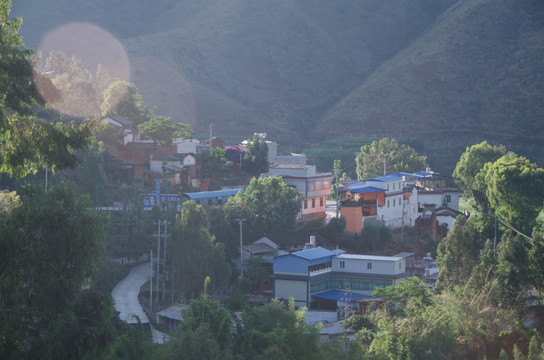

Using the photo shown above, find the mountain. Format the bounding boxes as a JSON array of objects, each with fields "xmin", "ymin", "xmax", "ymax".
[{"xmin": 12, "ymin": 0, "xmax": 544, "ymax": 171}]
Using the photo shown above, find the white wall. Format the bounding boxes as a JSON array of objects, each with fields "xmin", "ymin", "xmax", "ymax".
[
  {"xmin": 275, "ymin": 279, "xmax": 308, "ymax": 307},
  {"xmin": 332, "ymin": 255, "xmax": 404, "ymax": 276}
]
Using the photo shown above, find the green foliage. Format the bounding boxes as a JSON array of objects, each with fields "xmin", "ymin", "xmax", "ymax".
[
  {"xmin": 435, "ymin": 216, "xmax": 484, "ymax": 292},
  {"xmin": 107, "ymin": 186, "xmax": 155, "ymax": 258},
  {"xmin": 199, "ymin": 147, "xmax": 233, "ymax": 189},
  {"xmin": 0, "ymin": 0, "xmax": 41, "ymax": 133},
  {"xmin": 181, "ymin": 298, "xmax": 233, "ymax": 349},
  {"xmin": 43, "ymin": 51, "xmax": 102, "ymax": 117},
  {"xmin": 319, "ymin": 216, "xmax": 346, "ymax": 246},
  {"xmin": 243, "ymin": 256, "xmax": 269, "ymax": 292},
  {"xmin": 172, "ymin": 201, "xmax": 230, "ymax": 299},
  {"xmin": 356, "ymin": 138, "xmax": 428, "ymax": 180},
  {"xmin": 453, "ymin": 141, "xmax": 506, "ymax": 198},
  {"xmin": 242, "ymin": 134, "xmax": 269, "ymax": 175},
  {"xmin": 101, "ymin": 81, "xmax": 150, "ymax": 124},
  {"xmin": 343, "ymin": 314, "xmax": 375, "ymax": 332},
  {"xmin": 529, "ymin": 231, "xmax": 544, "ymax": 293},
  {"xmin": 224, "ymin": 176, "xmax": 301, "ymax": 240},
  {"xmin": 372, "ymin": 277, "xmax": 433, "ymax": 317},
  {"xmin": 0, "ymin": 182, "xmax": 108, "ymax": 358},
  {"xmin": 137, "ymin": 114, "xmax": 192, "ymax": 146},
  {"xmin": 361, "ymin": 222, "xmax": 392, "ymax": 253},
  {"xmin": 496, "ymin": 230, "xmax": 531, "ymax": 308},
  {"xmin": 480, "ymin": 152, "xmax": 544, "ymax": 236},
  {"xmin": 234, "ymin": 298, "xmax": 320, "ymax": 359}
]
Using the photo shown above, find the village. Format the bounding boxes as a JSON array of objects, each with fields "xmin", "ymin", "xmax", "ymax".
[{"xmin": 102, "ymin": 113, "xmax": 464, "ymax": 339}]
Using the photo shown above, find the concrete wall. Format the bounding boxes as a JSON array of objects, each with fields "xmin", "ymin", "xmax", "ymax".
[{"xmin": 275, "ymin": 279, "xmax": 308, "ymax": 307}]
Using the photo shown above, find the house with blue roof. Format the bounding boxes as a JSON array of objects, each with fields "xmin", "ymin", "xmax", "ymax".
[
  {"xmin": 272, "ymin": 247, "xmax": 408, "ymax": 311},
  {"xmin": 339, "ymin": 169, "xmax": 460, "ymax": 236}
]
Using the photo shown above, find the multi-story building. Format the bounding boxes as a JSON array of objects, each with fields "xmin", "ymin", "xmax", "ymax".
[
  {"xmin": 339, "ymin": 170, "xmax": 461, "ymax": 236},
  {"xmin": 272, "ymin": 247, "xmax": 408, "ymax": 310},
  {"xmin": 263, "ymin": 164, "xmax": 333, "ymax": 222}
]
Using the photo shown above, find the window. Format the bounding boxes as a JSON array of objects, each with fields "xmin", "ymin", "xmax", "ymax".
[
  {"xmin": 312, "ymin": 198, "xmax": 316, "ymax": 208},
  {"xmin": 340, "ymin": 261, "xmax": 345, "ymax": 269},
  {"xmin": 392, "ymin": 183, "xmax": 395, "ymax": 190},
  {"xmin": 444, "ymin": 195, "xmax": 451, "ymax": 203},
  {"xmin": 387, "ymin": 184, "xmax": 390, "ymax": 191},
  {"xmin": 208, "ymin": 198, "xmax": 212, "ymax": 205},
  {"xmin": 387, "ymin": 200, "xmax": 390, "ymax": 208},
  {"xmin": 320, "ymin": 197, "xmax": 324, "ymax": 207},
  {"xmin": 367, "ymin": 262, "xmax": 372, "ymax": 270},
  {"xmin": 304, "ymin": 200, "xmax": 308, "ymax": 209},
  {"xmin": 218, "ymin": 196, "xmax": 222, "ymax": 205},
  {"xmin": 399, "ymin": 263, "xmax": 402, "ymax": 269},
  {"xmin": 393, "ymin": 199, "xmax": 396, "ymax": 207}
]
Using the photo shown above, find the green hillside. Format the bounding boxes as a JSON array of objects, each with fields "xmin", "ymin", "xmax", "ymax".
[{"xmin": 12, "ymin": 0, "xmax": 544, "ymax": 172}]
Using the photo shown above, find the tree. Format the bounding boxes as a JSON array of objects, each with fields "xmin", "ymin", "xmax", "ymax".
[
  {"xmin": 529, "ymin": 231, "xmax": 544, "ymax": 294},
  {"xmin": 172, "ymin": 201, "xmax": 229, "ymax": 299},
  {"xmin": 0, "ymin": 2, "xmax": 96, "ymax": 178},
  {"xmin": 0, "ymin": 183, "xmax": 107, "ymax": 358},
  {"xmin": 356, "ymin": 138, "xmax": 427, "ymax": 179},
  {"xmin": 243, "ymin": 134, "xmax": 269, "ymax": 175},
  {"xmin": 495, "ymin": 230, "xmax": 531, "ymax": 308},
  {"xmin": 224, "ymin": 176, "xmax": 301, "ymax": 239},
  {"xmin": 234, "ymin": 298, "xmax": 320, "ymax": 359},
  {"xmin": 44, "ymin": 51, "xmax": 101, "ymax": 117},
  {"xmin": 137, "ymin": 114, "xmax": 192, "ymax": 146},
  {"xmin": 101, "ymin": 81, "xmax": 150, "ymax": 124},
  {"xmin": 435, "ymin": 216, "xmax": 484, "ymax": 292},
  {"xmin": 480, "ymin": 152, "xmax": 544, "ymax": 235},
  {"xmin": 453, "ymin": 141, "xmax": 506, "ymax": 198}
]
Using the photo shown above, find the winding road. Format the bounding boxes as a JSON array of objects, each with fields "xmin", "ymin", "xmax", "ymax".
[{"xmin": 111, "ymin": 262, "xmax": 170, "ymax": 343}]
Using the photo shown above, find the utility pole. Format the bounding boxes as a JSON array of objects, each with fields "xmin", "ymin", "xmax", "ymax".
[
  {"xmin": 155, "ymin": 220, "xmax": 161, "ymax": 304},
  {"xmin": 334, "ymin": 167, "xmax": 341, "ymax": 218},
  {"xmin": 354, "ymin": 152, "xmax": 360, "ymax": 181},
  {"xmin": 235, "ymin": 218, "xmax": 246, "ymax": 280},
  {"xmin": 209, "ymin": 123, "xmax": 214, "ymax": 152},
  {"xmin": 379, "ymin": 157, "xmax": 386, "ymax": 176},
  {"xmin": 401, "ymin": 177, "xmax": 406, "ymax": 242},
  {"xmin": 149, "ymin": 249, "xmax": 153, "ymax": 312},
  {"xmin": 162, "ymin": 220, "xmax": 170, "ymax": 301}
]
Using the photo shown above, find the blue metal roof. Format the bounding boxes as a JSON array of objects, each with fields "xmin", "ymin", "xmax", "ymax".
[
  {"xmin": 365, "ymin": 174, "xmax": 404, "ymax": 182},
  {"xmin": 311, "ymin": 289, "xmax": 372, "ymax": 302},
  {"xmin": 348, "ymin": 186, "xmax": 385, "ymax": 194},
  {"xmin": 182, "ymin": 188, "xmax": 243, "ymax": 200}
]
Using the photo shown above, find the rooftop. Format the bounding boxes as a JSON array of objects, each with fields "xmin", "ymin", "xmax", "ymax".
[{"xmin": 335, "ymin": 254, "xmax": 403, "ymax": 262}]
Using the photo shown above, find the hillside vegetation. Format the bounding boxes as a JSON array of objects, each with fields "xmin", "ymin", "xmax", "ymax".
[{"xmin": 13, "ymin": 0, "xmax": 544, "ymax": 172}]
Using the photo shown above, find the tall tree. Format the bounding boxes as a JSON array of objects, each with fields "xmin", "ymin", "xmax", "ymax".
[
  {"xmin": 356, "ymin": 138, "xmax": 427, "ymax": 179},
  {"xmin": 242, "ymin": 134, "xmax": 269, "ymax": 175},
  {"xmin": 453, "ymin": 141, "xmax": 506, "ymax": 198},
  {"xmin": 137, "ymin": 114, "xmax": 192, "ymax": 146},
  {"xmin": 0, "ymin": 183, "xmax": 107, "ymax": 358},
  {"xmin": 172, "ymin": 201, "xmax": 229, "ymax": 299},
  {"xmin": 495, "ymin": 230, "xmax": 531, "ymax": 308},
  {"xmin": 480, "ymin": 152, "xmax": 544, "ymax": 235},
  {"xmin": 101, "ymin": 81, "xmax": 150, "ymax": 124},
  {"xmin": 435, "ymin": 216, "xmax": 484, "ymax": 292},
  {"xmin": 224, "ymin": 176, "xmax": 301, "ymax": 240},
  {"xmin": 0, "ymin": 6, "xmax": 96, "ymax": 178}
]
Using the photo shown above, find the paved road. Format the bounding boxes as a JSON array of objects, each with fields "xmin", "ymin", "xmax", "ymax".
[
  {"xmin": 111, "ymin": 262, "xmax": 171, "ymax": 343},
  {"xmin": 111, "ymin": 262, "xmax": 152, "ymax": 324}
]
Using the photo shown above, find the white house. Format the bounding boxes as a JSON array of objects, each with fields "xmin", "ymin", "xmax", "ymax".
[{"xmin": 173, "ymin": 138, "xmax": 200, "ymax": 154}]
